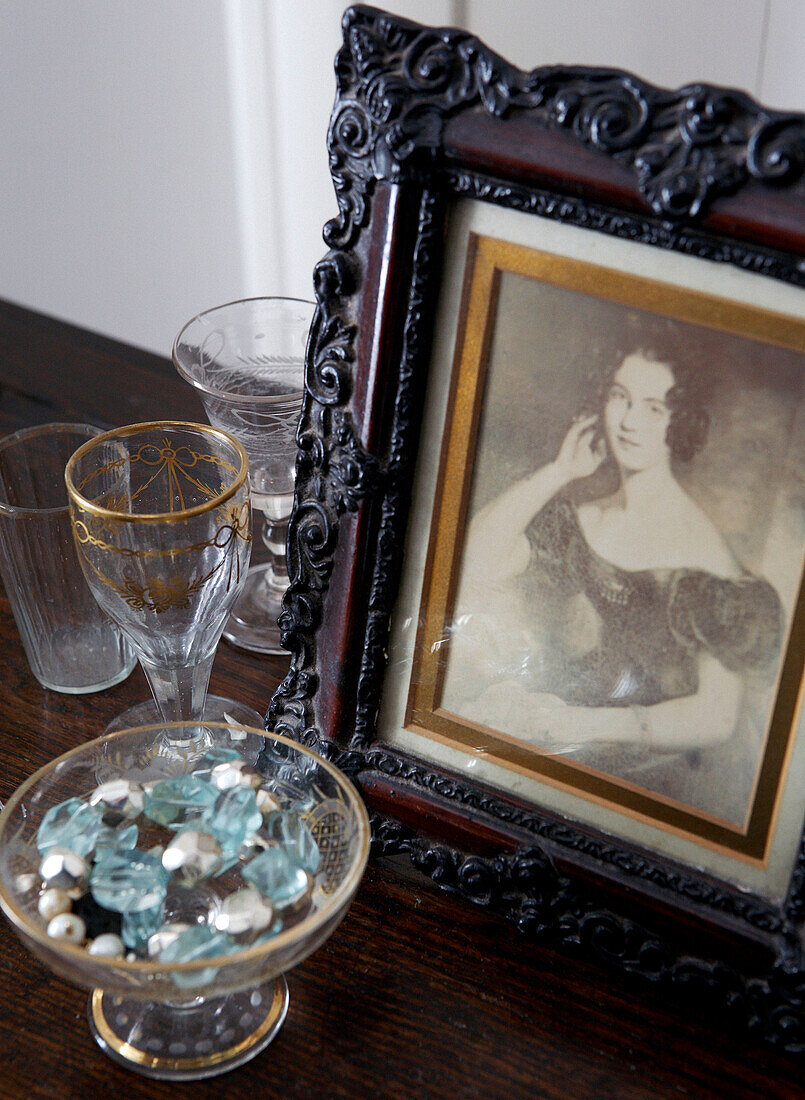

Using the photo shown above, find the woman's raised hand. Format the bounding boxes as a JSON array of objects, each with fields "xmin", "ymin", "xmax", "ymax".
[
  {"xmin": 464, "ymin": 413, "xmax": 605, "ymax": 586},
  {"xmin": 553, "ymin": 415, "xmax": 605, "ymax": 485}
]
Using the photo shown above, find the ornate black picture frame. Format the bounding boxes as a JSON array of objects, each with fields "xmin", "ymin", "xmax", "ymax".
[{"xmin": 268, "ymin": 4, "xmax": 805, "ymax": 1052}]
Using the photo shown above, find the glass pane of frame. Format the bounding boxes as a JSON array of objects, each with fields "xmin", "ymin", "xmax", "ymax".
[{"xmin": 378, "ymin": 197, "xmax": 805, "ymax": 902}]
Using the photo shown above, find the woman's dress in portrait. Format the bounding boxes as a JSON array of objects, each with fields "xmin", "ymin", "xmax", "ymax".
[{"xmin": 452, "ymin": 495, "xmax": 785, "ymax": 823}]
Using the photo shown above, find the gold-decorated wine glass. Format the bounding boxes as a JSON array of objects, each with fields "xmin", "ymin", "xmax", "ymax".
[
  {"xmin": 65, "ymin": 421, "xmax": 262, "ymax": 743},
  {"xmin": 173, "ymin": 298, "xmax": 314, "ymax": 654}
]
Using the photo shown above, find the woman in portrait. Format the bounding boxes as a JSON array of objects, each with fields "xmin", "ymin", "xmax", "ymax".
[{"xmin": 451, "ymin": 344, "xmax": 784, "ymax": 788}]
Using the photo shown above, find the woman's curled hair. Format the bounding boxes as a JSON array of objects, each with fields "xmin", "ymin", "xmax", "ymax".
[{"xmin": 585, "ymin": 342, "xmax": 710, "ymax": 462}]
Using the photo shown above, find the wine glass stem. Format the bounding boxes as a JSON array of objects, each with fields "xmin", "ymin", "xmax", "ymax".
[
  {"xmin": 138, "ymin": 652, "xmax": 214, "ymax": 722},
  {"xmin": 261, "ymin": 513, "xmax": 290, "ymax": 591}
]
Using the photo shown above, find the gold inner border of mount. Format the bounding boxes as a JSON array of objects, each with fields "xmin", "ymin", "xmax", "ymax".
[{"xmin": 405, "ymin": 233, "xmax": 805, "ymax": 866}]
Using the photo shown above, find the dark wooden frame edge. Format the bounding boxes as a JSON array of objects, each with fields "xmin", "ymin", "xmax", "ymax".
[{"xmin": 267, "ymin": 4, "xmax": 805, "ymax": 1052}]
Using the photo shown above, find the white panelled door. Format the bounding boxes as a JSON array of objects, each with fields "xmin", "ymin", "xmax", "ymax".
[{"xmin": 0, "ymin": 0, "xmax": 800, "ymax": 355}]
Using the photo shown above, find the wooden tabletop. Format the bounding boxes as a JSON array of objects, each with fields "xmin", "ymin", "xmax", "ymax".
[{"xmin": 0, "ymin": 298, "xmax": 801, "ymax": 1099}]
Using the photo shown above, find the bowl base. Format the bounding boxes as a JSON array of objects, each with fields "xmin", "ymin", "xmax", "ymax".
[{"xmin": 88, "ymin": 977, "xmax": 289, "ymax": 1080}]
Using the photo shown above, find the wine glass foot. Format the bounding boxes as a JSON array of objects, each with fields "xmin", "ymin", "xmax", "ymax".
[
  {"xmin": 88, "ymin": 977, "xmax": 289, "ymax": 1080},
  {"xmin": 222, "ymin": 562, "xmax": 287, "ymax": 656},
  {"xmin": 104, "ymin": 695, "xmax": 265, "ymax": 734}
]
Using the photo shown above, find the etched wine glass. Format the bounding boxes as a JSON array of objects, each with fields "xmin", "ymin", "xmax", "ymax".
[
  {"xmin": 173, "ymin": 298, "xmax": 314, "ymax": 654},
  {"xmin": 65, "ymin": 421, "xmax": 262, "ymax": 741}
]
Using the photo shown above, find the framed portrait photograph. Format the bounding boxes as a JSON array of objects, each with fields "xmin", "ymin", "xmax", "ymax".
[
  {"xmin": 393, "ymin": 213, "xmax": 805, "ymax": 900},
  {"xmin": 270, "ymin": 4, "xmax": 805, "ymax": 1050}
]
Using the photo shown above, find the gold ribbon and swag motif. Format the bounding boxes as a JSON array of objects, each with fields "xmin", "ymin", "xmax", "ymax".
[{"xmin": 72, "ymin": 441, "xmax": 252, "ymax": 614}]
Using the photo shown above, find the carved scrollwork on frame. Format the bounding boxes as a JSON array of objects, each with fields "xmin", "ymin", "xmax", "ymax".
[
  {"xmin": 366, "ymin": 810, "xmax": 805, "ymax": 1053},
  {"xmin": 269, "ymin": 3, "xmax": 805, "ymax": 1053},
  {"xmin": 272, "ymin": 401, "xmax": 379, "ymax": 737},
  {"xmin": 272, "ymin": 245, "xmax": 381, "ymax": 738},
  {"xmin": 447, "ymin": 169, "xmax": 805, "ymax": 287},
  {"xmin": 325, "ymin": 3, "xmax": 804, "ymax": 250}
]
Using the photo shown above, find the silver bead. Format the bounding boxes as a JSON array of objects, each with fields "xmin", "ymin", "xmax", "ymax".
[
  {"xmin": 87, "ymin": 933, "xmax": 126, "ymax": 958},
  {"xmin": 39, "ymin": 847, "xmax": 89, "ymax": 898},
  {"xmin": 88, "ymin": 778, "xmax": 144, "ymax": 826},
  {"xmin": 46, "ymin": 912, "xmax": 86, "ymax": 945},
  {"xmin": 147, "ymin": 921, "xmax": 193, "ymax": 957},
  {"xmin": 210, "ymin": 760, "xmax": 261, "ymax": 792},
  {"xmin": 239, "ymin": 832, "xmax": 271, "ymax": 862},
  {"xmin": 161, "ymin": 830, "xmax": 222, "ymax": 884},
  {"xmin": 37, "ymin": 888, "xmax": 72, "ymax": 922},
  {"xmin": 255, "ymin": 789, "xmax": 282, "ymax": 819},
  {"xmin": 214, "ymin": 887, "xmax": 274, "ymax": 941}
]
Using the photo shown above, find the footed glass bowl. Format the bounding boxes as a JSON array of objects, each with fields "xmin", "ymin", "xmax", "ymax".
[{"xmin": 0, "ymin": 722, "xmax": 370, "ymax": 1080}]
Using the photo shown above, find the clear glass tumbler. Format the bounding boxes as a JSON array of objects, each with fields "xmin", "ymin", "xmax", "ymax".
[
  {"xmin": 173, "ymin": 298, "xmax": 314, "ymax": 654},
  {"xmin": 0, "ymin": 423, "xmax": 136, "ymax": 693}
]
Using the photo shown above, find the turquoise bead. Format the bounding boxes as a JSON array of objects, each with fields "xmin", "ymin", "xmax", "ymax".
[
  {"xmin": 190, "ymin": 747, "xmax": 244, "ymax": 782},
  {"xmin": 142, "ymin": 775, "xmax": 217, "ymax": 829},
  {"xmin": 121, "ymin": 900, "xmax": 165, "ymax": 949},
  {"xmin": 158, "ymin": 924, "xmax": 235, "ymax": 989},
  {"xmin": 89, "ymin": 850, "xmax": 170, "ymax": 913},
  {"xmin": 158, "ymin": 924, "xmax": 232, "ymax": 961},
  {"xmin": 242, "ymin": 846, "xmax": 311, "ymax": 907},
  {"xmin": 266, "ymin": 811, "xmax": 320, "ymax": 874},
  {"xmin": 201, "ymin": 787, "xmax": 262, "ymax": 855},
  {"xmin": 36, "ymin": 798, "xmax": 104, "ymax": 858},
  {"xmin": 94, "ymin": 822, "xmax": 139, "ymax": 854}
]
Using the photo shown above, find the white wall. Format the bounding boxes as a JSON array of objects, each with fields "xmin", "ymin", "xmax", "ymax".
[
  {"xmin": 1, "ymin": 1, "xmax": 802, "ymax": 357},
  {"xmin": 1, "ymin": 2, "xmax": 243, "ymax": 355}
]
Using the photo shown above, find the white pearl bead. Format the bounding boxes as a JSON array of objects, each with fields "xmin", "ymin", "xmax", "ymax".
[
  {"xmin": 46, "ymin": 912, "xmax": 86, "ymax": 944},
  {"xmin": 87, "ymin": 933, "xmax": 125, "ymax": 958},
  {"xmin": 37, "ymin": 888, "xmax": 72, "ymax": 921}
]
